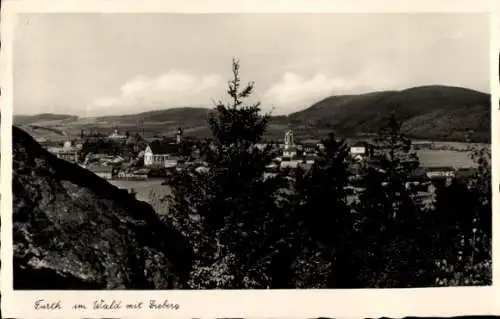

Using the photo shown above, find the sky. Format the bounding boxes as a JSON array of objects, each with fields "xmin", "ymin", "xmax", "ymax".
[{"xmin": 13, "ymin": 13, "xmax": 489, "ymax": 117}]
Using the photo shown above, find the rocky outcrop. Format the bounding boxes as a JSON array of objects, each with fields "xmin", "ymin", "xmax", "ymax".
[{"xmin": 12, "ymin": 126, "xmax": 193, "ymax": 289}]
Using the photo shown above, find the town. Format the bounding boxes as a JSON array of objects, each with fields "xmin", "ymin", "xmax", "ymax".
[{"xmin": 36, "ymin": 124, "xmax": 480, "ymax": 206}]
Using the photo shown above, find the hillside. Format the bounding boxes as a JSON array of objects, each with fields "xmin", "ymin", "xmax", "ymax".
[
  {"xmin": 284, "ymin": 85, "xmax": 490, "ymax": 142},
  {"xmin": 95, "ymin": 107, "xmax": 212, "ymax": 124},
  {"xmin": 12, "ymin": 126, "xmax": 193, "ymax": 289},
  {"xmin": 14, "ymin": 85, "xmax": 491, "ymax": 142},
  {"xmin": 14, "ymin": 113, "xmax": 79, "ymax": 125}
]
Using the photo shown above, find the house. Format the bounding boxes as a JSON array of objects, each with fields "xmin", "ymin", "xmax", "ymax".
[
  {"xmin": 116, "ymin": 171, "xmax": 148, "ymax": 181},
  {"xmin": 57, "ymin": 149, "xmax": 80, "ymax": 163},
  {"xmin": 164, "ymin": 155, "xmax": 184, "ymax": 168},
  {"xmin": 426, "ymin": 166, "xmax": 456, "ymax": 187},
  {"xmin": 88, "ymin": 165, "xmax": 114, "ymax": 180},
  {"xmin": 280, "ymin": 156, "xmax": 301, "ymax": 169},
  {"xmin": 302, "ymin": 143, "xmax": 318, "ymax": 153},
  {"xmin": 302, "ymin": 155, "xmax": 316, "ymax": 165},
  {"xmin": 108, "ymin": 128, "xmax": 128, "ymax": 141},
  {"xmin": 425, "ymin": 166, "xmax": 456, "ymax": 180},
  {"xmin": 143, "ymin": 141, "xmax": 181, "ymax": 167},
  {"xmin": 49, "ymin": 140, "xmax": 80, "ymax": 163},
  {"xmin": 349, "ymin": 142, "xmax": 371, "ymax": 161}
]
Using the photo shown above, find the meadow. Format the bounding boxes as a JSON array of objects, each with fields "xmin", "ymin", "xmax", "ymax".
[{"xmin": 416, "ymin": 149, "xmax": 475, "ymax": 168}]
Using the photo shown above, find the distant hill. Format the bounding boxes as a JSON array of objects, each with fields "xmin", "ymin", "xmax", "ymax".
[
  {"xmin": 283, "ymin": 85, "xmax": 490, "ymax": 142},
  {"xmin": 14, "ymin": 85, "xmax": 491, "ymax": 143},
  {"xmin": 14, "ymin": 113, "xmax": 79, "ymax": 125},
  {"xmin": 95, "ymin": 107, "xmax": 212, "ymax": 125}
]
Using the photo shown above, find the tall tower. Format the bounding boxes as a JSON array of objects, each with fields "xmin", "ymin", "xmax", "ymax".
[
  {"xmin": 284, "ymin": 129, "xmax": 294, "ymax": 150},
  {"xmin": 176, "ymin": 127, "xmax": 183, "ymax": 144}
]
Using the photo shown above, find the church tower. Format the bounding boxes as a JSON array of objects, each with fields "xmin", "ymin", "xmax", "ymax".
[
  {"xmin": 284, "ymin": 129, "xmax": 295, "ymax": 150},
  {"xmin": 283, "ymin": 129, "xmax": 297, "ymax": 158},
  {"xmin": 176, "ymin": 127, "xmax": 183, "ymax": 144}
]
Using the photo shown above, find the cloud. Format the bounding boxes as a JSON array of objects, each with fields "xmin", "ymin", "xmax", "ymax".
[
  {"xmin": 263, "ymin": 67, "xmax": 399, "ymax": 114},
  {"xmin": 87, "ymin": 70, "xmax": 223, "ymax": 116},
  {"xmin": 86, "ymin": 67, "xmax": 400, "ymax": 117}
]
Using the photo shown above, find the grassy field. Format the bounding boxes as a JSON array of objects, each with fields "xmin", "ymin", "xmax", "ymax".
[{"xmin": 416, "ymin": 149, "xmax": 475, "ymax": 168}]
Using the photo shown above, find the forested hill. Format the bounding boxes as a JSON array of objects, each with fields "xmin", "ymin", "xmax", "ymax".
[
  {"xmin": 14, "ymin": 85, "xmax": 491, "ymax": 143},
  {"xmin": 281, "ymin": 85, "xmax": 490, "ymax": 142}
]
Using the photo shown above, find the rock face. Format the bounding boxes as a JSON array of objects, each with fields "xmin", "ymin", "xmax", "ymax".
[{"xmin": 12, "ymin": 126, "xmax": 193, "ymax": 289}]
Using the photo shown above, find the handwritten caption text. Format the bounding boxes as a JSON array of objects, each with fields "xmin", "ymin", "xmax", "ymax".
[{"xmin": 34, "ymin": 299, "xmax": 180, "ymax": 311}]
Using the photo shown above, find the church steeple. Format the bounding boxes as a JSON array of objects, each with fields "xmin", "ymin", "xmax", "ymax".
[
  {"xmin": 176, "ymin": 127, "xmax": 184, "ymax": 144},
  {"xmin": 284, "ymin": 129, "xmax": 294, "ymax": 150}
]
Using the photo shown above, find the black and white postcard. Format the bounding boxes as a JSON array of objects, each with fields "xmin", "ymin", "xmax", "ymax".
[{"xmin": 0, "ymin": 0, "xmax": 497, "ymax": 318}]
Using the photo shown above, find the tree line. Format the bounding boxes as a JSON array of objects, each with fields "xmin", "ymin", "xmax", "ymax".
[{"xmin": 153, "ymin": 59, "xmax": 491, "ymax": 288}]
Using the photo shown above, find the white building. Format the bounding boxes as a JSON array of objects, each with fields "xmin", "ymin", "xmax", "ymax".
[
  {"xmin": 49, "ymin": 140, "xmax": 80, "ymax": 163},
  {"xmin": 349, "ymin": 143, "xmax": 369, "ymax": 161},
  {"xmin": 425, "ymin": 167, "xmax": 456, "ymax": 180},
  {"xmin": 108, "ymin": 128, "xmax": 128, "ymax": 141},
  {"xmin": 143, "ymin": 142, "xmax": 181, "ymax": 167},
  {"xmin": 280, "ymin": 156, "xmax": 301, "ymax": 169},
  {"xmin": 283, "ymin": 129, "xmax": 297, "ymax": 158}
]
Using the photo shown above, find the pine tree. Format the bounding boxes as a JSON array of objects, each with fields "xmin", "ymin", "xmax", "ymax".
[
  {"xmin": 289, "ymin": 133, "xmax": 357, "ymax": 288},
  {"xmin": 162, "ymin": 59, "xmax": 286, "ymax": 288},
  {"xmin": 355, "ymin": 113, "xmax": 426, "ymax": 287},
  {"xmin": 370, "ymin": 112, "xmax": 420, "ymax": 221}
]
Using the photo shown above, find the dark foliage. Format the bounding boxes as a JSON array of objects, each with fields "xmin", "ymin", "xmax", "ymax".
[
  {"xmin": 163, "ymin": 59, "xmax": 288, "ymax": 288},
  {"xmin": 158, "ymin": 60, "xmax": 491, "ymax": 288}
]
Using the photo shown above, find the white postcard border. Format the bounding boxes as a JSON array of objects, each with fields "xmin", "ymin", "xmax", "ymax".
[{"xmin": 1, "ymin": 0, "xmax": 498, "ymax": 318}]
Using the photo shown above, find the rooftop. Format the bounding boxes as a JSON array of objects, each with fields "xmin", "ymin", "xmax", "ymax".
[{"xmin": 147, "ymin": 140, "xmax": 180, "ymax": 154}]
